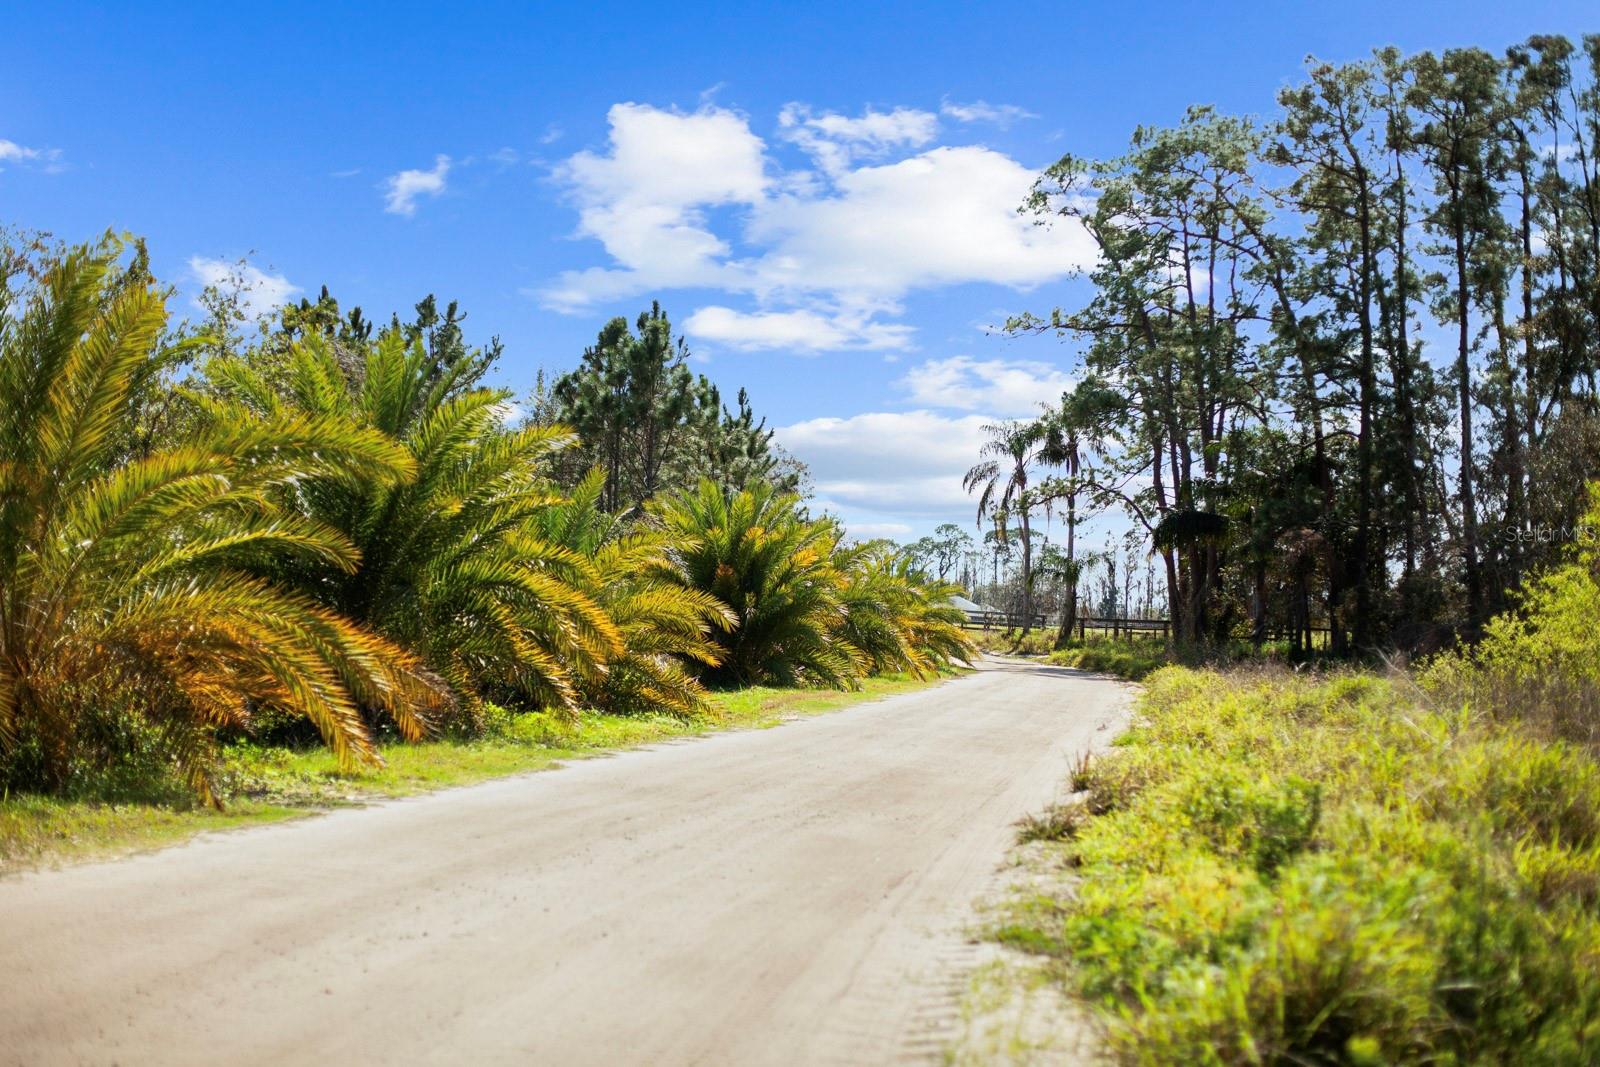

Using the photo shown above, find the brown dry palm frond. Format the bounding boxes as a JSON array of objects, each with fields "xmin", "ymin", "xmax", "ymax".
[{"xmin": 0, "ymin": 241, "xmax": 450, "ymax": 802}]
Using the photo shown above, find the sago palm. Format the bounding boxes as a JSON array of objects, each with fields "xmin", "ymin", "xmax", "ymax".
[
  {"xmin": 198, "ymin": 331, "xmax": 621, "ymax": 718},
  {"xmin": 533, "ymin": 468, "xmax": 735, "ymax": 716},
  {"xmin": 653, "ymin": 480, "xmax": 861, "ymax": 688},
  {"xmin": 0, "ymin": 243, "xmax": 448, "ymax": 802},
  {"xmin": 834, "ymin": 541, "xmax": 977, "ymax": 678}
]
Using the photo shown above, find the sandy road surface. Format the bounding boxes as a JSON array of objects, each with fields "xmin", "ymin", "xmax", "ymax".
[{"xmin": 0, "ymin": 657, "xmax": 1127, "ymax": 1066}]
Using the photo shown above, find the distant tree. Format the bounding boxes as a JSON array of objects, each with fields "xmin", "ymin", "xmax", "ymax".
[
  {"xmin": 1410, "ymin": 47, "xmax": 1511, "ymax": 626},
  {"xmin": 906, "ymin": 524, "xmax": 975, "ymax": 583},
  {"xmin": 552, "ymin": 303, "xmax": 715, "ymax": 511},
  {"xmin": 551, "ymin": 304, "xmax": 801, "ymax": 508},
  {"xmin": 965, "ymin": 421, "xmax": 1048, "ymax": 633},
  {"xmin": 670, "ymin": 386, "xmax": 808, "ymax": 498}
]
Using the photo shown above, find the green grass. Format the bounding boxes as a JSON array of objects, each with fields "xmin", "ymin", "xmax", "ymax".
[
  {"xmin": 0, "ymin": 793, "xmax": 306, "ymax": 872},
  {"xmin": 1045, "ymin": 636, "xmax": 1350, "ymax": 682},
  {"xmin": 0, "ymin": 671, "xmax": 949, "ymax": 874},
  {"xmin": 987, "ymin": 665, "xmax": 1600, "ymax": 1064},
  {"xmin": 970, "ymin": 628, "xmax": 1174, "ymax": 678},
  {"xmin": 1047, "ymin": 639, "xmax": 1168, "ymax": 680}
]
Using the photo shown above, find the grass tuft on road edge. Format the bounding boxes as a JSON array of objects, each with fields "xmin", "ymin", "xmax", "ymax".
[{"xmin": 1, "ymin": 672, "xmax": 951, "ymax": 874}]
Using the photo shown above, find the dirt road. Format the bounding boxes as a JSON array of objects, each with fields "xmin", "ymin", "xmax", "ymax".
[{"xmin": 0, "ymin": 658, "xmax": 1127, "ymax": 1066}]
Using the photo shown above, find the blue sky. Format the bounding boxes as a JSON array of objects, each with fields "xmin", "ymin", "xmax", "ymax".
[{"xmin": 3, "ymin": 1, "xmax": 1594, "ymax": 543}]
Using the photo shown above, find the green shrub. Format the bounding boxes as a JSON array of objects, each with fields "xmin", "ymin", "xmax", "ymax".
[{"xmin": 1420, "ymin": 486, "xmax": 1600, "ymax": 747}]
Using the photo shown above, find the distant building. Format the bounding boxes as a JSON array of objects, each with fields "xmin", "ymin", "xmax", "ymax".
[{"xmin": 947, "ymin": 595, "xmax": 996, "ymax": 625}]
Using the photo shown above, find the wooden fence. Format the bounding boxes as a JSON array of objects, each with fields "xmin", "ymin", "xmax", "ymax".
[
  {"xmin": 959, "ymin": 610, "xmax": 1047, "ymax": 631},
  {"xmin": 1072, "ymin": 616, "xmax": 1170, "ymax": 641},
  {"xmin": 960, "ymin": 610, "xmax": 1168, "ymax": 639},
  {"xmin": 960, "ymin": 613, "xmax": 1333, "ymax": 648},
  {"xmin": 953, "ymin": 607, "xmax": 1344, "ymax": 652}
]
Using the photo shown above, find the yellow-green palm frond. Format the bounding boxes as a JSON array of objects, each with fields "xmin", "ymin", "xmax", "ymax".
[
  {"xmin": 650, "ymin": 479, "xmax": 862, "ymax": 690},
  {"xmin": 0, "ymin": 242, "xmax": 448, "ymax": 803},
  {"xmin": 190, "ymin": 325, "xmax": 604, "ymax": 722}
]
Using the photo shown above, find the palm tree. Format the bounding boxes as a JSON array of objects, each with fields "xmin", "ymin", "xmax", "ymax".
[
  {"xmin": 533, "ymin": 468, "xmax": 735, "ymax": 716},
  {"xmin": 197, "ymin": 330, "xmax": 620, "ymax": 721},
  {"xmin": 964, "ymin": 421, "xmax": 1047, "ymax": 634},
  {"xmin": 1037, "ymin": 401, "xmax": 1086, "ymax": 648},
  {"xmin": 0, "ymin": 243, "xmax": 447, "ymax": 801},
  {"xmin": 653, "ymin": 480, "xmax": 860, "ymax": 688}
]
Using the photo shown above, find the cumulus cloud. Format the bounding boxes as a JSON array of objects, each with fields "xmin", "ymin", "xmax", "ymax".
[
  {"xmin": 383, "ymin": 154, "xmax": 451, "ymax": 216},
  {"xmin": 188, "ymin": 256, "xmax": 301, "ymax": 322},
  {"xmin": 776, "ymin": 410, "xmax": 992, "ymax": 514},
  {"xmin": 0, "ymin": 139, "xmax": 42, "ymax": 163},
  {"xmin": 684, "ymin": 305, "xmax": 914, "ymax": 352},
  {"xmin": 899, "ymin": 355, "xmax": 1075, "ymax": 416},
  {"xmin": 540, "ymin": 102, "xmax": 1095, "ymax": 349},
  {"xmin": 541, "ymin": 104, "xmax": 767, "ymax": 310},
  {"xmin": 747, "ymin": 145, "xmax": 1092, "ymax": 301},
  {"xmin": 843, "ymin": 520, "xmax": 914, "ymax": 540}
]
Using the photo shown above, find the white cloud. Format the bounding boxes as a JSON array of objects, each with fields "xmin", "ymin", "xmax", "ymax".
[
  {"xmin": 383, "ymin": 154, "xmax": 451, "ymax": 216},
  {"xmin": 900, "ymin": 355, "xmax": 1075, "ymax": 416},
  {"xmin": 940, "ymin": 99, "xmax": 1037, "ymax": 127},
  {"xmin": 776, "ymin": 410, "xmax": 991, "ymax": 514},
  {"xmin": 540, "ymin": 102, "xmax": 1096, "ymax": 343},
  {"xmin": 747, "ymin": 145, "xmax": 1094, "ymax": 302},
  {"xmin": 0, "ymin": 139, "xmax": 42, "ymax": 163},
  {"xmin": 541, "ymin": 103, "xmax": 768, "ymax": 310},
  {"xmin": 188, "ymin": 256, "xmax": 301, "ymax": 322},
  {"xmin": 778, "ymin": 104, "xmax": 938, "ymax": 176},
  {"xmin": 685, "ymin": 305, "xmax": 913, "ymax": 352},
  {"xmin": 0, "ymin": 138, "xmax": 63, "ymax": 172}
]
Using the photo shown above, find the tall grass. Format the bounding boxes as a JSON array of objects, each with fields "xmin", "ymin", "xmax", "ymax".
[{"xmin": 996, "ymin": 666, "xmax": 1600, "ymax": 1064}]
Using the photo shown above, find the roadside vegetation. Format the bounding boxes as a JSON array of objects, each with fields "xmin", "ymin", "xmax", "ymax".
[
  {"xmin": 970, "ymin": 629, "xmax": 1167, "ymax": 680},
  {"xmin": 0, "ymin": 237, "xmax": 975, "ymax": 867},
  {"xmin": 990, "ymin": 488, "xmax": 1600, "ymax": 1063},
  {"xmin": 956, "ymin": 34, "xmax": 1600, "ymax": 1063}
]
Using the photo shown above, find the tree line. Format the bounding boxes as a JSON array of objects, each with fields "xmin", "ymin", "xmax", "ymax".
[
  {"xmin": 0, "ymin": 237, "xmax": 972, "ymax": 802},
  {"xmin": 975, "ymin": 34, "xmax": 1600, "ymax": 654}
]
